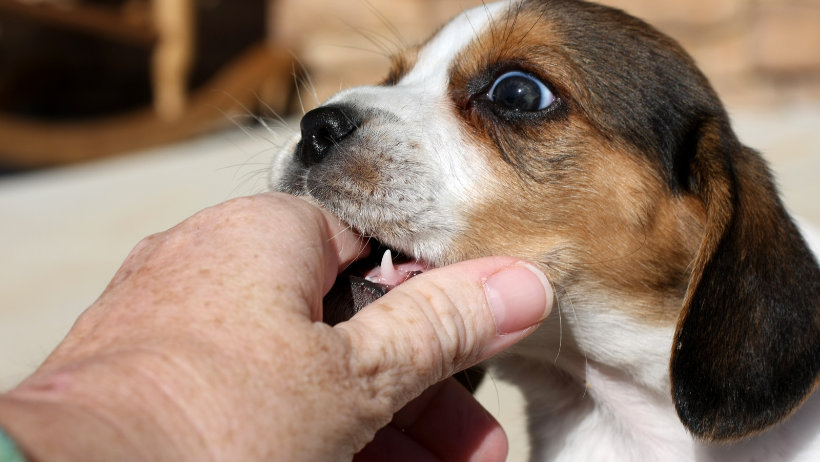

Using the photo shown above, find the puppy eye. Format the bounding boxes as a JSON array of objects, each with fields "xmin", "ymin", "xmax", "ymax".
[{"xmin": 488, "ymin": 71, "xmax": 554, "ymax": 112}]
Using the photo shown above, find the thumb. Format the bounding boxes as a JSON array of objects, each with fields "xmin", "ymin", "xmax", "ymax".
[{"xmin": 335, "ymin": 257, "xmax": 553, "ymax": 412}]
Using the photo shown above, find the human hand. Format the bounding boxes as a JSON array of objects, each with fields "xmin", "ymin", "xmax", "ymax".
[{"xmin": 0, "ymin": 193, "xmax": 552, "ymax": 462}]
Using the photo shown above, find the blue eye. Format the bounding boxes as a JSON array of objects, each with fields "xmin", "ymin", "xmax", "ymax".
[{"xmin": 488, "ymin": 71, "xmax": 555, "ymax": 112}]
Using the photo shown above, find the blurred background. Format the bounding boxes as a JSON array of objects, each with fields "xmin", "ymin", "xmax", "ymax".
[{"xmin": 1, "ymin": 0, "xmax": 818, "ymax": 460}]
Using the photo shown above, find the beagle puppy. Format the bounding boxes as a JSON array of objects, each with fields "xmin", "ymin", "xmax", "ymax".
[{"xmin": 268, "ymin": 0, "xmax": 820, "ymax": 460}]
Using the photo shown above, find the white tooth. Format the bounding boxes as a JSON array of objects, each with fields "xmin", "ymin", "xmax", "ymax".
[{"xmin": 381, "ymin": 249, "xmax": 399, "ymax": 282}]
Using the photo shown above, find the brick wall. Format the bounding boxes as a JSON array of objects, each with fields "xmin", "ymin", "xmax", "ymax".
[
  {"xmin": 270, "ymin": 0, "xmax": 820, "ymax": 110},
  {"xmin": 602, "ymin": 0, "xmax": 820, "ymax": 105}
]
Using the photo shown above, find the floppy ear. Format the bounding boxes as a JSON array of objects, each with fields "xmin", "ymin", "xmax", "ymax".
[{"xmin": 670, "ymin": 116, "xmax": 820, "ymax": 442}]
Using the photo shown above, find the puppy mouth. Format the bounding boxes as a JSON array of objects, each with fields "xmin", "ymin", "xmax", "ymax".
[
  {"xmin": 323, "ymin": 239, "xmax": 433, "ymax": 326},
  {"xmin": 342, "ymin": 239, "xmax": 433, "ymax": 291},
  {"xmin": 359, "ymin": 242, "xmax": 431, "ymax": 287}
]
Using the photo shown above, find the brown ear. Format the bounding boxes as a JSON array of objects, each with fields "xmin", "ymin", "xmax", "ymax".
[{"xmin": 670, "ymin": 117, "xmax": 820, "ymax": 442}]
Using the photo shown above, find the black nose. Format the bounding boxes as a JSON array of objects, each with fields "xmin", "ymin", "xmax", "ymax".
[{"xmin": 299, "ymin": 106, "xmax": 357, "ymax": 167}]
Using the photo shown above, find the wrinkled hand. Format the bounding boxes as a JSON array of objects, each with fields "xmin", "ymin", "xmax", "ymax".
[{"xmin": 0, "ymin": 193, "xmax": 552, "ymax": 462}]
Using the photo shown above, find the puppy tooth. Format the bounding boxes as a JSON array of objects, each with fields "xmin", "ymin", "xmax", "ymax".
[{"xmin": 381, "ymin": 249, "xmax": 399, "ymax": 283}]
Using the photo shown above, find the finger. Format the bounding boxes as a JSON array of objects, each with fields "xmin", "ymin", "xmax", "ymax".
[
  {"xmin": 354, "ymin": 425, "xmax": 438, "ymax": 462},
  {"xmin": 337, "ymin": 257, "xmax": 553, "ymax": 417},
  {"xmin": 395, "ymin": 378, "xmax": 507, "ymax": 462},
  {"xmin": 178, "ymin": 193, "xmax": 368, "ymax": 319},
  {"xmin": 355, "ymin": 379, "xmax": 507, "ymax": 462},
  {"xmin": 295, "ymin": 195, "xmax": 372, "ymax": 275},
  {"xmin": 234, "ymin": 194, "xmax": 368, "ymax": 302}
]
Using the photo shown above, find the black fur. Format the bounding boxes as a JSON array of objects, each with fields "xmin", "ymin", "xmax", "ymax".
[{"xmin": 671, "ymin": 119, "xmax": 820, "ymax": 441}]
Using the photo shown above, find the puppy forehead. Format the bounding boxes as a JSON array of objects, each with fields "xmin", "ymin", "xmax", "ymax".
[
  {"xmin": 398, "ymin": 1, "xmax": 514, "ymax": 88},
  {"xmin": 323, "ymin": 4, "xmax": 502, "ymax": 105}
]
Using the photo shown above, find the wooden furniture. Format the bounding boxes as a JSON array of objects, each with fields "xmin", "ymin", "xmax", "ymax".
[
  {"xmin": 0, "ymin": 44, "xmax": 293, "ymax": 167},
  {"xmin": 0, "ymin": 0, "xmax": 293, "ymax": 167},
  {"xmin": 0, "ymin": 0, "xmax": 191, "ymax": 121}
]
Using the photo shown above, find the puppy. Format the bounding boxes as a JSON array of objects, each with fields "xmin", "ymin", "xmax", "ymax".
[{"xmin": 269, "ymin": 0, "xmax": 820, "ymax": 460}]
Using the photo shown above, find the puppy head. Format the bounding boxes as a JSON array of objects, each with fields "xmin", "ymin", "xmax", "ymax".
[{"xmin": 270, "ymin": 0, "xmax": 820, "ymax": 442}]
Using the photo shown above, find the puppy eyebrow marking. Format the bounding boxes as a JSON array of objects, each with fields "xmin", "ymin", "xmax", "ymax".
[
  {"xmin": 514, "ymin": 2, "xmax": 549, "ymax": 50},
  {"xmin": 500, "ymin": 0, "xmax": 526, "ymax": 49}
]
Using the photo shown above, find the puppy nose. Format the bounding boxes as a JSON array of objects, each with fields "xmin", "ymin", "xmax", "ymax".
[{"xmin": 299, "ymin": 106, "xmax": 357, "ymax": 167}]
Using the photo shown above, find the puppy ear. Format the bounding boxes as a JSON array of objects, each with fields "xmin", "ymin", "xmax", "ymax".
[{"xmin": 670, "ymin": 117, "xmax": 820, "ymax": 442}]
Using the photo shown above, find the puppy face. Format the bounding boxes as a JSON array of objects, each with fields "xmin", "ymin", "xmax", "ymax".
[
  {"xmin": 272, "ymin": 0, "xmax": 704, "ymax": 304},
  {"xmin": 271, "ymin": 0, "xmax": 820, "ymax": 443}
]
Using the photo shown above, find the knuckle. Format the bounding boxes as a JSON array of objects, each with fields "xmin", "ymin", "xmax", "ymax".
[
  {"xmin": 414, "ymin": 283, "xmax": 465, "ymax": 362},
  {"xmin": 220, "ymin": 195, "xmax": 261, "ymax": 212},
  {"xmin": 130, "ymin": 233, "xmax": 160, "ymax": 256}
]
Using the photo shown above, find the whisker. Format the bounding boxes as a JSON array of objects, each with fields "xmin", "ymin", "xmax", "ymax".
[
  {"xmin": 485, "ymin": 369, "xmax": 502, "ymax": 421},
  {"xmin": 207, "ymin": 92, "xmax": 289, "ymax": 143},
  {"xmin": 292, "ymin": 63, "xmax": 307, "ymax": 115},
  {"xmin": 248, "ymin": 87, "xmax": 296, "ymax": 134},
  {"xmin": 346, "ymin": 24, "xmax": 398, "ymax": 57},
  {"xmin": 288, "ymin": 51, "xmax": 321, "ymax": 106},
  {"xmin": 504, "ymin": 0, "xmax": 526, "ymax": 50},
  {"xmin": 216, "ymin": 161, "xmax": 276, "ymax": 173},
  {"xmin": 228, "ymin": 167, "xmax": 269, "ymax": 198},
  {"xmin": 227, "ymin": 116, "xmax": 287, "ymax": 146},
  {"xmin": 328, "ymin": 222, "xmax": 356, "ymax": 263},
  {"xmin": 208, "ymin": 105, "xmax": 284, "ymax": 148},
  {"xmin": 562, "ymin": 287, "xmax": 588, "ymax": 399},
  {"xmin": 319, "ymin": 43, "xmax": 392, "ymax": 58},
  {"xmin": 481, "ymin": 1, "xmax": 502, "ymax": 62},
  {"xmin": 461, "ymin": 4, "xmax": 485, "ymax": 50},
  {"xmin": 516, "ymin": 1, "xmax": 549, "ymax": 49},
  {"xmin": 361, "ymin": 0, "xmax": 407, "ymax": 49},
  {"xmin": 209, "ymin": 89, "xmax": 283, "ymax": 131}
]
